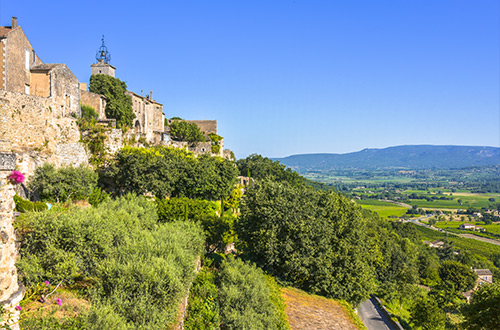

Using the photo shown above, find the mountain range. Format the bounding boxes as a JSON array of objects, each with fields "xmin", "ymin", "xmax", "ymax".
[{"xmin": 274, "ymin": 145, "xmax": 500, "ymax": 172}]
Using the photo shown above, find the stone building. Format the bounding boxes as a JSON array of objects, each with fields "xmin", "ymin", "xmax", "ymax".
[
  {"xmin": 0, "ymin": 17, "xmax": 80, "ymax": 117},
  {"xmin": 0, "ymin": 17, "xmax": 88, "ymax": 175},
  {"xmin": 84, "ymin": 39, "xmax": 164, "ymax": 143},
  {"xmin": 127, "ymin": 90, "xmax": 164, "ymax": 143}
]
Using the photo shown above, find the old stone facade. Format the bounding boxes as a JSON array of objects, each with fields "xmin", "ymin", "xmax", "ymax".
[
  {"xmin": 127, "ymin": 91, "xmax": 164, "ymax": 143},
  {"xmin": 80, "ymin": 87, "xmax": 107, "ymax": 120}
]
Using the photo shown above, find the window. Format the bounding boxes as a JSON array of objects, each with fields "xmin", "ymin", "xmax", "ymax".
[
  {"xmin": 25, "ymin": 49, "xmax": 30, "ymax": 70},
  {"xmin": 25, "ymin": 84, "xmax": 30, "ymax": 94}
]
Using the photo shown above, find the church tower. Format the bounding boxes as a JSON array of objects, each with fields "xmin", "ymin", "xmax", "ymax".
[{"xmin": 91, "ymin": 36, "xmax": 116, "ymax": 77}]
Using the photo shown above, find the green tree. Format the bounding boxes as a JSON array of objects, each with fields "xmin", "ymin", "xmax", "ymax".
[
  {"xmin": 89, "ymin": 74, "xmax": 134, "ymax": 128},
  {"xmin": 236, "ymin": 154, "xmax": 303, "ymax": 186},
  {"xmin": 169, "ymin": 120, "xmax": 207, "ymax": 142},
  {"xmin": 438, "ymin": 260, "xmax": 477, "ymax": 292},
  {"xmin": 410, "ymin": 297, "xmax": 446, "ymax": 330},
  {"xmin": 462, "ymin": 282, "xmax": 500, "ymax": 330},
  {"xmin": 29, "ymin": 163, "xmax": 98, "ymax": 202},
  {"xmin": 237, "ymin": 180, "xmax": 375, "ymax": 305}
]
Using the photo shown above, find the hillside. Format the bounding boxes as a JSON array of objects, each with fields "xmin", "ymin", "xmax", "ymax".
[{"xmin": 274, "ymin": 145, "xmax": 500, "ymax": 172}]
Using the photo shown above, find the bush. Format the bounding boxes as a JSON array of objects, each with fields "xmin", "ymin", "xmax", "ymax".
[
  {"xmin": 185, "ymin": 268, "xmax": 220, "ymax": 330},
  {"xmin": 29, "ymin": 164, "xmax": 98, "ymax": 203},
  {"xmin": 218, "ymin": 257, "xmax": 289, "ymax": 330},
  {"xmin": 156, "ymin": 197, "xmax": 218, "ymax": 222},
  {"xmin": 13, "ymin": 195, "xmax": 48, "ymax": 212},
  {"xmin": 112, "ymin": 147, "xmax": 237, "ymax": 200},
  {"xmin": 16, "ymin": 195, "xmax": 205, "ymax": 329}
]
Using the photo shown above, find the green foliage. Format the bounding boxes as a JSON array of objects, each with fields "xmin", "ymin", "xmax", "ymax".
[
  {"xmin": 410, "ymin": 297, "xmax": 446, "ymax": 330},
  {"xmin": 80, "ymin": 105, "xmax": 98, "ymax": 122},
  {"xmin": 28, "ymin": 164, "xmax": 98, "ymax": 203},
  {"xmin": 438, "ymin": 260, "xmax": 477, "ymax": 292},
  {"xmin": 461, "ymin": 282, "xmax": 500, "ymax": 330},
  {"xmin": 89, "ymin": 74, "xmax": 134, "ymax": 128},
  {"xmin": 169, "ymin": 120, "xmax": 207, "ymax": 142},
  {"xmin": 209, "ymin": 133, "xmax": 223, "ymax": 154},
  {"xmin": 223, "ymin": 186, "xmax": 243, "ymax": 213},
  {"xmin": 88, "ymin": 187, "xmax": 109, "ymax": 207},
  {"xmin": 16, "ymin": 196, "xmax": 205, "ymax": 329},
  {"xmin": 237, "ymin": 154, "xmax": 303, "ymax": 186},
  {"xmin": 200, "ymin": 215, "xmax": 236, "ymax": 254},
  {"xmin": 218, "ymin": 257, "xmax": 289, "ymax": 330},
  {"xmin": 185, "ymin": 268, "xmax": 220, "ymax": 330},
  {"xmin": 112, "ymin": 147, "xmax": 237, "ymax": 200},
  {"xmin": 237, "ymin": 180, "xmax": 375, "ymax": 305},
  {"xmin": 13, "ymin": 195, "xmax": 48, "ymax": 212},
  {"xmin": 80, "ymin": 125, "xmax": 107, "ymax": 166},
  {"xmin": 156, "ymin": 197, "xmax": 218, "ymax": 222}
]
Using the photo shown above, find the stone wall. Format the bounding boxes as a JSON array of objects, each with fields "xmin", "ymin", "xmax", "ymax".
[
  {"xmin": 0, "ymin": 153, "xmax": 23, "ymax": 330},
  {"xmin": 104, "ymin": 128, "xmax": 124, "ymax": 154},
  {"xmin": 80, "ymin": 89, "xmax": 106, "ymax": 120},
  {"xmin": 0, "ymin": 90, "xmax": 88, "ymax": 178},
  {"xmin": 186, "ymin": 120, "xmax": 217, "ymax": 135}
]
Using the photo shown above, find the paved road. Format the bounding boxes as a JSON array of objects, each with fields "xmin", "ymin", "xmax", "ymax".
[{"xmin": 358, "ymin": 297, "xmax": 397, "ymax": 330}]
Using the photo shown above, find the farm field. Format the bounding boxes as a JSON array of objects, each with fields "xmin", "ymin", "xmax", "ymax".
[
  {"xmin": 434, "ymin": 221, "xmax": 500, "ymax": 235},
  {"xmin": 414, "ymin": 225, "xmax": 500, "ymax": 262},
  {"xmin": 355, "ymin": 200, "xmax": 408, "ymax": 219}
]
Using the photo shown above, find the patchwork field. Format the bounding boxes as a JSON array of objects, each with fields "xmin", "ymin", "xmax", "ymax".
[{"xmin": 355, "ymin": 200, "xmax": 408, "ymax": 219}]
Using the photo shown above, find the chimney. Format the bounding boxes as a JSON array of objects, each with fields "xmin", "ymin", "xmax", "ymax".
[
  {"xmin": 12, "ymin": 17, "xmax": 17, "ymax": 29},
  {"xmin": 150, "ymin": 90, "xmax": 153, "ymax": 101}
]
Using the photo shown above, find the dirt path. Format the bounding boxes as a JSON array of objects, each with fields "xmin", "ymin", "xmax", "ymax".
[{"xmin": 282, "ymin": 288, "xmax": 360, "ymax": 330}]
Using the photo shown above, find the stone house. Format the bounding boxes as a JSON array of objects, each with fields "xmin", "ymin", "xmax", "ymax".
[
  {"xmin": 127, "ymin": 90, "xmax": 164, "ymax": 143},
  {"xmin": 459, "ymin": 223, "xmax": 476, "ymax": 230},
  {"xmin": 0, "ymin": 17, "xmax": 80, "ymax": 117},
  {"xmin": 474, "ymin": 269, "xmax": 493, "ymax": 285},
  {"xmin": 0, "ymin": 17, "xmax": 87, "ymax": 175}
]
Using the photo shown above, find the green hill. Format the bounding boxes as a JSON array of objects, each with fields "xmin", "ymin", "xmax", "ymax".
[{"xmin": 274, "ymin": 145, "xmax": 500, "ymax": 172}]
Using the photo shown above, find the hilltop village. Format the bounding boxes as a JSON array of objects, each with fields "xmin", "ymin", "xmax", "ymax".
[{"xmin": 0, "ymin": 17, "xmax": 231, "ymax": 179}]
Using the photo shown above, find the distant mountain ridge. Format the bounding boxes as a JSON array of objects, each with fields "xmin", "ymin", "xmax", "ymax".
[{"xmin": 274, "ymin": 145, "xmax": 500, "ymax": 172}]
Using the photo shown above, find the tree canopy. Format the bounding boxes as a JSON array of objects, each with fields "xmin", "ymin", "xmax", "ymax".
[
  {"xmin": 89, "ymin": 74, "xmax": 135, "ymax": 128},
  {"xmin": 462, "ymin": 282, "xmax": 500, "ymax": 330},
  {"xmin": 237, "ymin": 180, "xmax": 375, "ymax": 305},
  {"xmin": 169, "ymin": 120, "xmax": 207, "ymax": 142}
]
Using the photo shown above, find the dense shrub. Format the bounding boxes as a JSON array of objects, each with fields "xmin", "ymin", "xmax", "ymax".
[
  {"xmin": 112, "ymin": 147, "xmax": 237, "ymax": 200},
  {"xmin": 237, "ymin": 180, "xmax": 375, "ymax": 305},
  {"xmin": 16, "ymin": 195, "xmax": 205, "ymax": 329},
  {"xmin": 236, "ymin": 154, "xmax": 303, "ymax": 186},
  {"xmin": 156, "ymin": 197, "xmax": 218, "ymax": 222},
  {"xmin": 13, "ymin": 195, "xmax": 48, "ymax": 212},
  {"xmin": 218, "ymin": 257, "xmax": 289, "ymax": 330},
  {"xmin": 29, "ymin": 164, "xmax": 98, "ymax": 203},
  {"xmin": 185, "ymin": 268, "xmax": 220, "ymax": 330},
  {"xmin": 169, "ymin": 120, "xmax": 207, "ymax": 142}
]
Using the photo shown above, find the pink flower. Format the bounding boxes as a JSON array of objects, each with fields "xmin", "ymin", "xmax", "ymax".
[
  {"xmin": 56, "ymin": 298, "xmax": 62, "ymax": 306},
  {"xmin": 44, "ymin": 280, "xmax": 50, "ymax": 287},
  {"xmin": 8, "ymin": 171, "xmax": 25, "ymax": 184},
  {"xmin": 15, "ymin": 305, "xmax": 21, "ymax": 311}
]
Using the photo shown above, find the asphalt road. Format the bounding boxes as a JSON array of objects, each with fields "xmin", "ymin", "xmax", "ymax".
[{"xmin": 358, "ymin": 297, "xmax": 397, "ymax": 330}]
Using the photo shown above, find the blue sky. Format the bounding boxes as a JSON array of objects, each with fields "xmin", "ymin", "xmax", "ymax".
[{"xmin": 1, "ymin": 1, "xmax": 498, "ymax": 158}]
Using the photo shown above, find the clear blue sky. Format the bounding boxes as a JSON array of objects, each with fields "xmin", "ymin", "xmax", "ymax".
[{"xmin": 1, "ymin": 1, "xmax": 498, "ymax": 158}]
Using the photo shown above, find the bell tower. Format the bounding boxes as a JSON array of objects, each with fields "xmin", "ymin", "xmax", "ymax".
[{"xmin": 91, "ymin": 36, "xmax": 116, "ymax": 77}]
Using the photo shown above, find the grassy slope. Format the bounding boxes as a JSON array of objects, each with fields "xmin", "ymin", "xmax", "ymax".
[
  {"xmin": 355, "ymin": 200, "xmax": 408, "ymax": 219},
  {"xmin": 281, "ymin": 287, "xmax": 365, "ymax": 330}
]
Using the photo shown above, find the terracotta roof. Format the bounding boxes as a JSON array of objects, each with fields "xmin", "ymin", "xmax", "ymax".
[
  {"xmin": 474, "ymin": 269, "xmax": 493, "ymax": 276},
  {"xmin": 0, "ymin": 26, "xmax": 12, "ymax": 37},
  {"xmin": 30, "ymin": 64, "xmax": 61, "ymax": 72}
]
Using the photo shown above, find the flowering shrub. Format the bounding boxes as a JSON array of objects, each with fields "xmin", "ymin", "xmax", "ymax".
[{"xmin": 8, "ymin": 171, "xmax": 25, "ymax": 184}]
